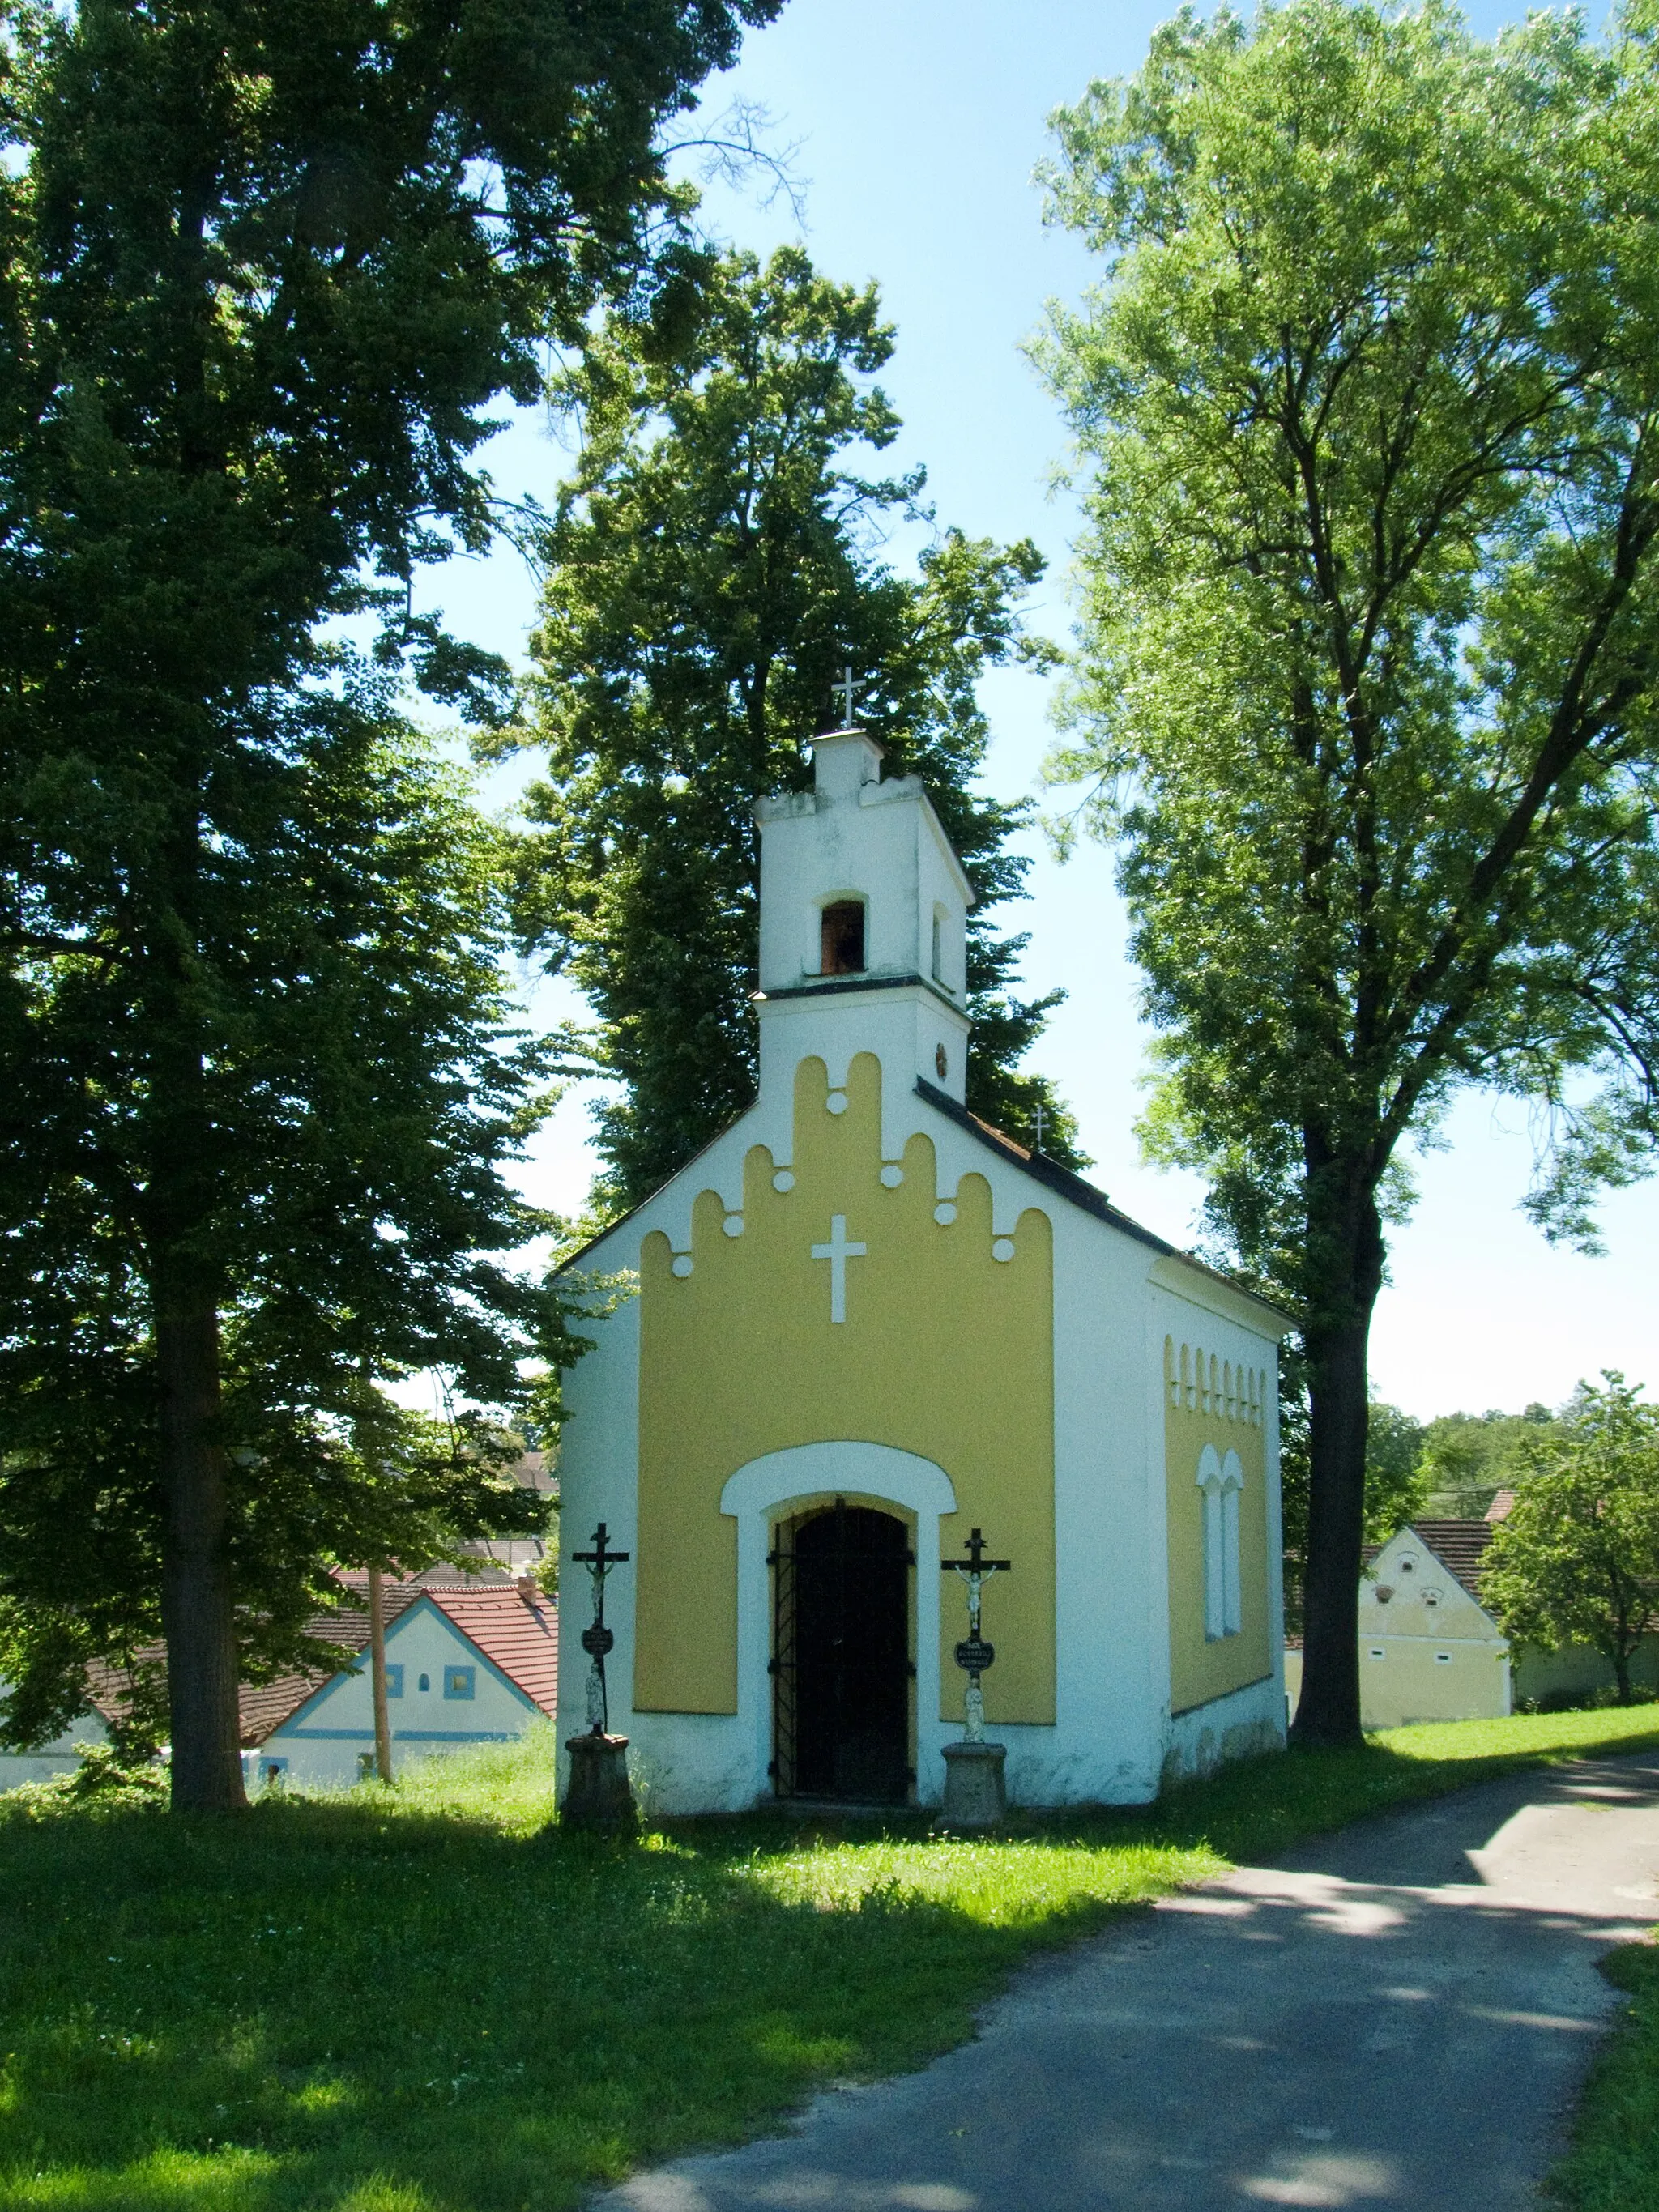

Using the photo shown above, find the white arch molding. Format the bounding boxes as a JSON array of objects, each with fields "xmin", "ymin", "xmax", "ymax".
[
  {"xmin": 1196, "ymin": 1444, "xmax": 1244, "ymax": 1641},
  {"xmin": 720, "ymin": 1443, "xmax": 958, "ymax": 1804}
]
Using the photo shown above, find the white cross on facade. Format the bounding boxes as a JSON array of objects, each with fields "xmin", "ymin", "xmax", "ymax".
[
  {"xmin": 809, "ymin": 1213, "xmax": 866, "ymax": 1323},
  {"xmin": 1032, "ymin": 1102, "xmax": 1047, "ymax": 1155},
  {"xmin": 831, "ymin": 665, "xmax": 857, "ymax": 729}
]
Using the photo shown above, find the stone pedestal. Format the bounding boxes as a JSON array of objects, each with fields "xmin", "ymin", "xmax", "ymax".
[
  {"xmin": 935, "ymin": 1740, "xmax": 1007, "ymax": 1832},
  {"xmin": 561, "ymin": 1733, "xmax": 636, "ymax": 1831}
]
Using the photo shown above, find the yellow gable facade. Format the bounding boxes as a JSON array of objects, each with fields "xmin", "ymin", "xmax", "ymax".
[{"xmin": 556, "ymin": 727, "xmax": 1287, "ymax": 1813}]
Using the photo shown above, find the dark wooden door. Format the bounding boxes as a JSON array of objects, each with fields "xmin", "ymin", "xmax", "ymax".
[{"xmin": 772, "ymin": 1503, "xmax": 911, "ymax": 1802}]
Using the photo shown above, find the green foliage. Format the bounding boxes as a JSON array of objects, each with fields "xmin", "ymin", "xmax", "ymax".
[
  {"xmin": 1552, "ymin": 1937, "xmax": 1659, "ymax": 2210},
  {"xmin": 0, "ymin": 676, "xmax": 569, "ymax": 1750},
  {"xmin": 1279, "ymin": 1386, "xmax": 1427, "ymax": 1629},
  {"xmin": 1418, "ymin": 1402, "xmax": 1563, "ymax": 1517},
  {"xmin": 507, "ymin": 245, "xmax": 1083, "ymax": 1216},
  {"xmin": 0, "ymin": 0, "xmax": 775, "ymax": 1801},
  {"xmin": 1036, "ymin": 0, "xmax": 1659, "ymax": 1740},
  {"xmin": 0, "ymin": 1708, "xmax": 1654, "ymax": 2208},
  {"xmin": 1482, "ymin": 1375, "xmax": 1659, "ymax": 1703}
]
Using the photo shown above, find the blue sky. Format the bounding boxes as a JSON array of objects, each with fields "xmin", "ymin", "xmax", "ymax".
[{"xmin": 432, "ymin": 0, "xmax": 1659, "ymax": 1423}]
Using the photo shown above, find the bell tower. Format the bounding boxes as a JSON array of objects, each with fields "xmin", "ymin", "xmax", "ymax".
[{"xmin": 753, "ymin": 724, "xmax": 974, "ymax": 1111}]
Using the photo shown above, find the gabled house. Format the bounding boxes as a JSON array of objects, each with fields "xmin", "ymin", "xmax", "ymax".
[{"xmin": 243, "ymin": 1575, "xmax": 558, "ymax": 1792}]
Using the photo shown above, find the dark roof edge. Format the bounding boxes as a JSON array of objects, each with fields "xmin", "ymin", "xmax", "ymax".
[
  {"xmin": 914, "ymin": 1079, "xmax": 1290, "ymax": 1324},
  {"xmin": 913, "ymin": 1078, "xmax": 1173, "ymax": 1253},
  {"xmin": 754, "ymin": 971, "xmax": 964, "ymax": 1016}
]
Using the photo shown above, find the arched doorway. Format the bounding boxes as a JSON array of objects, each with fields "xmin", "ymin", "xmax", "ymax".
[{"xmin": 771, "ymin": 1501, "xmax": 912, "ymax": 1802}]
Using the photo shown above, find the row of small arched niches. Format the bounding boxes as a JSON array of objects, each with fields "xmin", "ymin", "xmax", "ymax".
[{"xmin": 1166, "ymin": 1339, "xmax": 1267, "ymax": 1426}]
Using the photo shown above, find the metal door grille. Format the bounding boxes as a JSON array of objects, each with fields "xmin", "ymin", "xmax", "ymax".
[
  {"xmin": 767, "ymin": 1499, "xmax": 915, "ymax": 1802},
  {"xmin": 769, "ymin": 1518, "xmax": 800, "ymax": 1795}
]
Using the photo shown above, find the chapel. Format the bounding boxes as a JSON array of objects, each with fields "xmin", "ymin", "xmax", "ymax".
[{"xmin": 554, "ymin": 722, "xmax": 1288, "ymax": 1812}]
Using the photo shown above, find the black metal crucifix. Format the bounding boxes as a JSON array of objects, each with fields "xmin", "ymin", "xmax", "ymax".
[
  {"xmin": 572, "ymin": 1522, "xmax": 630, "ymax": 1736},
  {"xmin": 942, "ymin": 1528, "xmax": 1011, "ymax": 1743}
]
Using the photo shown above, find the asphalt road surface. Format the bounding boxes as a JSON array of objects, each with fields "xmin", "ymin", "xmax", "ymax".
[{"xmin": 599, "ymin": 1750, "xmax": 1659, "ymax": 2211}]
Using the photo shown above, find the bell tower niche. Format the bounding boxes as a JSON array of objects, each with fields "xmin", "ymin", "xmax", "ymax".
[{"xmin": 753, "ymin": 724, "xmax": 974, "ymax": 1111}]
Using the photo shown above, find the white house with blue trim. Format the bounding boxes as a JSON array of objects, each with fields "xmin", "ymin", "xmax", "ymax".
[{"xmin": 245, "ymin": 1579, "xmax": 559, "ymax": 1792}]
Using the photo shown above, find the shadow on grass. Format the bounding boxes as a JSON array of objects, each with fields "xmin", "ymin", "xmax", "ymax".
[{"xmin": 1, "ymin": 1708, "xmax": 1654, "ymax": 2212}]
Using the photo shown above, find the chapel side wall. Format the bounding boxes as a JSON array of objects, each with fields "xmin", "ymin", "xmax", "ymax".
[
  {"xmin": 1162, "ymin": 1311, "xmax": 1277, "ymax": 1719},
  {"xmin": 1037, "ymin": 1204, "xmax": 1168, "ymax": 1803}
]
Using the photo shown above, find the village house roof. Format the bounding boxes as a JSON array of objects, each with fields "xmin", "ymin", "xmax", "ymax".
[{"xmin": 1363, "ymin": 1519, "xmax": 1497, "ymax": 1613}]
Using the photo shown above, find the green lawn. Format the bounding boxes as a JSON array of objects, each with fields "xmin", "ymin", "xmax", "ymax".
[
  {"xmin": 0, "ymin": 1706, "xmax": 1655, "ymax": 2212},
  {"xmin": 1552, "ymin": 1931, "xmax": 1659, "ymax": 2210}
]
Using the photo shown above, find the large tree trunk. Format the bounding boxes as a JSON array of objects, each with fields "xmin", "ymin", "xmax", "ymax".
[
  {"xmin": 1290, "ymin": 1171, "xmax": 1387, "ymax": 1750},
  {"xmin": 156, "ymin": 1291, "xmax": 247, "ymax": 1810}
]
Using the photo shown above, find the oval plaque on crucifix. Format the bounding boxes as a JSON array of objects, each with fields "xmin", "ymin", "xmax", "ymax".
[
  {"xmin": 954, "ymin": 1638, "xmax": 996, "ymax": 1674},
  {"xmin": 580, "ymin": 1623, "xmax": 616, "ymax": 1659}
]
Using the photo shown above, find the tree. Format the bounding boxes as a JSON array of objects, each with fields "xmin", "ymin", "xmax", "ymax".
[
  {"xmin": 0, "ymin": 668, "xmax": 585, "ymax": 1784},
  {"xmin": 1418, "ymin": 1402, "xmax": 1563, "ymax": 1517},
  {"xmin": 1036, "ymin": 0, "xmax": 1659, "ymax": 1745},
  {"xmin": 0, "ymin": 0, "xmax": 777, "ymax": 1809},
  {"xmin": 505, "ymin": 245, "xmax": 1083, "ymax": 1217},
  {"xmin": 1483, "ymin": 1375, "xmax": 1659, "ymax": 1703},
  {"xmin": 1278, "ymin": 1382, "xmax": 1426, "ymax": 1630}
]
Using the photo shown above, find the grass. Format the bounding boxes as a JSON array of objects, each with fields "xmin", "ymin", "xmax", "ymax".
[
  {"xmin": 1552, "ymin": 1943, "xmax": 1659, "ymax": 2210},
  {"xmin": 0, "ymin": 1705, "xmax": 1654, "ymax": 2212}
]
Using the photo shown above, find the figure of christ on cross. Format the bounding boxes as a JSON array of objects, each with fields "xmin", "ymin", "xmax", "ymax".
[{"xmin": 810, "ymin": 1213, "xmax": 867, "ymax": 1323}]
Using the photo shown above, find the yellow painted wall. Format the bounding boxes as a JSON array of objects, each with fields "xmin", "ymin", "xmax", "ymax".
[
  {"xmin": 1165, "ymin": 1338, "xmax": 1272, "ymax": 1712},
  {"xmin": 634, "ymin": 1051, "xmax": 1055, "ymax": 1723},
  {"xmin": 1283, "ymin": 1640, "xmax": 1510, "ymax": 1729}
]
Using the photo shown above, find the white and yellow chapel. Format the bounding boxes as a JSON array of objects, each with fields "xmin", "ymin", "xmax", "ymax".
[{"xmin": 555, "ymin": 725, "xmax": 1288, "ymax": 1812}]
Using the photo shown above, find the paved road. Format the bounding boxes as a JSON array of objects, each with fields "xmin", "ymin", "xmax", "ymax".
[{"xmin": 600, "ymin": 1751, "xmax": 1659, "ymax": 2211}]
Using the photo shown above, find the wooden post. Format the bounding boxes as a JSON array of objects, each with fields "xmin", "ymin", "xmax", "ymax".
[{"xmin": 368, "ymin": 1566, "xmax": 393, "ymax": 1784}]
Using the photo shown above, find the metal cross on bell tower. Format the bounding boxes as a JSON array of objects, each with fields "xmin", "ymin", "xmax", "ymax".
[
  {"xmin": 572, "ymin": 1521, "xmax": 630, "ymax": 1736},
  {"xmin": 830, "ymin": 664, "xmax": 859, "ymax": 730},
  {"xmin": 942, "ymin": 1526, "xmax": 1012, "ymax": 1743}
]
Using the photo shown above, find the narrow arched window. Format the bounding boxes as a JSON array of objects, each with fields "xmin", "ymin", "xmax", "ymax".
[
  {"xmin": 821, "ymin": 900, "xmax": 865, "ymax": 975},
  {"xmin": 1197, "ymin": 1445, "xmax": 1245, "ymax": 1639}
]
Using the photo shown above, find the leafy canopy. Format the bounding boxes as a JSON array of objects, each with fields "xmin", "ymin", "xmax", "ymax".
[
  {"xmin": 1038, "ymin": 0, "xmax": 1659, "ymax": 1294},
  {"xmin": 0, "ymin": 0, "xmax": 778, "ymax": 1793},
  {"xmin": 0, "ymin": 673, "xmax": 565, "ymax": 1747},
  {"xmin": 1036, "ymin": 0, "xmax": 1659, "ymax": 1742},
  {"xmin": 1482, "ymin": 1375, "xmax": 1659, "ymax": 1703},
  {"xmin": 504, "ymin": 245, "xmax": 1083, "ymax": 1217}
]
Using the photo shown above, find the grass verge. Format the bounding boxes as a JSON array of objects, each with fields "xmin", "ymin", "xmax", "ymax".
[
  {"xmin": 1550, "ymin": 1932, "xmax": 1659, "ymax": 2208},
  {"xmin": 0, "ymin": 1705, "xmax": 1654, "ymax": 2212}
]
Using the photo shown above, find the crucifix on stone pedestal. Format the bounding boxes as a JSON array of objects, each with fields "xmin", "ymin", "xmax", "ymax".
[
  {"xmin": 562, "ymin": 1522, "xmax": 637, "ymax": 1831},
  {"xmin": 572, "ymin": 1520, "xmax": 629, "ymax": 1736},
  {"xmin": 943, "ymin": 1526, "xmax": 1012, "ymax": 1743}
]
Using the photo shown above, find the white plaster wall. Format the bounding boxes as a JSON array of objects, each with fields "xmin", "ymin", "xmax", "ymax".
[
  {"xmin": 266, "ymin": 1600, "xmax": 541, "ymax": 1791},
  {"xmin": 1035, "ymin": 1202, "xmax": 1170, "ymax": 1804},
  {"xmin": 0, "ymin": 1702, "xmax": 110, "ymax": 1792},
  {"xmin": 757, "ymin": 749, "xmax": 970, "ymax": 997},
  {"xmin": 558, "ymin": 1085, "xmax": 1289, "ymax": 1813},
  {"xmin": 1163, "ymin": 1670, "xmax": 1286, "ymax": 1782}
]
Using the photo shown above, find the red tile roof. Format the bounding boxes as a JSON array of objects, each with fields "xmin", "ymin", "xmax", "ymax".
[
  {"xmin": 1405, "ymin": 1519, "xmax": 1497, "ymax": 1605},
  {"xmin": 427, "ymin": 1585, "xmax": 559, "ymax": 1716}
]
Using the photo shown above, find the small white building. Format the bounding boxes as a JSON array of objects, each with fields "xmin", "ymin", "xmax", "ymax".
[
  {"xmin": 245, "ymin": 1579, "xmax": 558, "ymax": 1791},
  {"xmin": 554, "ymin": 723, "xmax": 1289, "ymax": 1814},
  {"xmin": 1286, "ymin": 1522, "xmax": 1512, "ymax": 1729},
  {"xmin": 1285, "ymin": 1509, "xmax": 1659, "ymax": 1729}
]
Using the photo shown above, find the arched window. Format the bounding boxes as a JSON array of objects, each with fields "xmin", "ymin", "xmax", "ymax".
[
  {"xmin": 821, "ymin": 899, "xmax": 865, "ymax": 975},
  {"xmin": 1197, "ymin": 1445, "xmax": 1245, "ymax": 1640}
]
